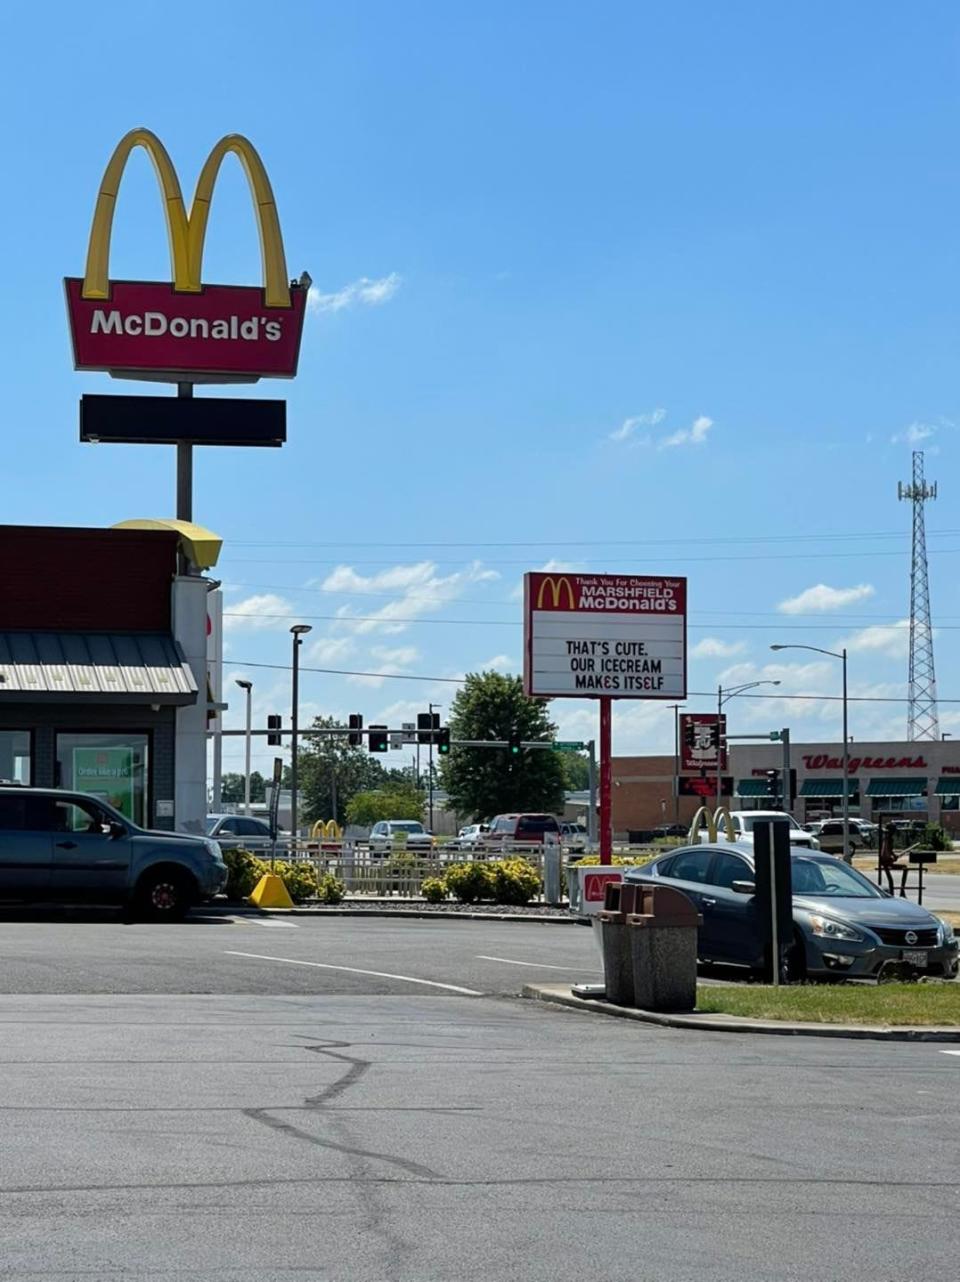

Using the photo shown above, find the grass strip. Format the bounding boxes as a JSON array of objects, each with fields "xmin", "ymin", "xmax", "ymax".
[{"xmin": 696, "ymin": 982, "xmax": 960, "ymax": 1026}]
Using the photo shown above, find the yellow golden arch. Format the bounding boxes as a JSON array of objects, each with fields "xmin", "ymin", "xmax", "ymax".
[
  {"xmin": 82, "ymin": 127, "xmax": 291, "ymax": 308},
  {"xmin": 536, "ymin": 575, "xmax": 576, "ymax": 610},
  {"xmin": 688, "ymin": 805, "xmax": 737, "ymax": 844}
]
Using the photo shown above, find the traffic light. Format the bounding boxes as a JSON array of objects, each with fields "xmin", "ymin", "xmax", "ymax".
[
  {"xmin": 348, "ymin": 713, "xmax": 363, "ymax": 747},
  {"xmin": 437, "ymin": 727, "xmax": 451, "ymax": 755},
  {"xmin": 709, "ymin": 723, "xmax": 721, "ymax": 749},
  {"xmin": 368, "ymin": 725, "xmax": 388, "ymax": 753},
  {"xmin": 508, "ymin": 734, "xmax": 522, "ymax": 757},
  {"xmin": 267, "ymin": 714, "xmax": 281, "ymax": 746},
  {"xmin": 684, "ymin": 720, "xmax": 696, "ymax": 748},
  {"xmin": 766, "ymin": 768, "xmax": 781, "ymax": 799},
  {"xmin": 417, "ymin": 711, "xmax": 440, "ymax": 744}
]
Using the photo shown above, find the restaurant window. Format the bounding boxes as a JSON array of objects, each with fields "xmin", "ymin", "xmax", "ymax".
[
  {"xmin": 0, "ymin": 730, "xmax": 31, "ymax": 784},
  {"xmin": 56, "ymin": 732, "xmax": 149, "ymax": 826}
]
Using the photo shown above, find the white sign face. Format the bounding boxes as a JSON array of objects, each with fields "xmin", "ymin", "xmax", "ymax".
[{"xmin": 523, "ymin": 573, "xmax": 687, "ymax": 700}]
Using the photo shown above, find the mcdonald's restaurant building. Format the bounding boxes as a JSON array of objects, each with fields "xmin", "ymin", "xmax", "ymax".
[
  {"xmin": 612, "ymin": 738, "xmax": 960, "ymax": 838},
  {"xmin": 0, "ymin": 522, "xmax": 218, "ymax": 835}
]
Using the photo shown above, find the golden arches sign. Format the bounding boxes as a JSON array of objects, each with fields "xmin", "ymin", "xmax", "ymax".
[
  {"xmin": 81, "ymin": 128, "xmax": 291, "ymax": 308},
  {"xmin": 535, "ymin": 575, "xmax": 576, "ymax": 610}
]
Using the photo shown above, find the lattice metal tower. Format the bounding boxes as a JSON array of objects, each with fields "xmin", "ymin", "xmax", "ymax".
[{"xmin": 898, "ymin": 450, "xmax": 939, "ymax": 740}]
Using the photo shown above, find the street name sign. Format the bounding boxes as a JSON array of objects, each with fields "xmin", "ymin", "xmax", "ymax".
[{"xmin": 523, "ymin": 572, "xmax": 687, "ymax": 700}]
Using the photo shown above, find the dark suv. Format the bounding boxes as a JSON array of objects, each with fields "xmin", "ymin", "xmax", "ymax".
[
  {"xmin": 488, "ymin": 813, "xmax": 562, "ymax": 846},
  {"xmin": 0, "ymin": 786, "xmax": 227, "ymax": 918}
]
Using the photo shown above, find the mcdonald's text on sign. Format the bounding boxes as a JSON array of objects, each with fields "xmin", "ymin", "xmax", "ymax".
[
  {"xmin": 523, "ymin": 573, "xmax": 687, "ymax": 700},
  {"xmin": 64, "ymin": 129, "xmax": 306, "ymax": 381}
]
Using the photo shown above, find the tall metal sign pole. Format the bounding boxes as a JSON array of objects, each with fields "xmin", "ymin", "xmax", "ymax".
[{"xmin": 523, "ymin": 573, "xmax": 687, "ymax": 865}]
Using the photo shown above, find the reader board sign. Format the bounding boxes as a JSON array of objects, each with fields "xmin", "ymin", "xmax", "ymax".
[
  {"xmin": 523, "ymin": 573, "xmax": 687, "ymax": 700},
  {"xmin": 680, "ymin": 712, "xmax": 727, "ymax": 773}
]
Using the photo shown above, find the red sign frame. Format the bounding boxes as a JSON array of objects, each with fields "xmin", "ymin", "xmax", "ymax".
[
  {"xmin": 680, "ymin": 713, "xmax": 728, "ymax": 773},
  {"xmin": 65, "ymin": 279, "xmax": 307, "ymax": 381}
]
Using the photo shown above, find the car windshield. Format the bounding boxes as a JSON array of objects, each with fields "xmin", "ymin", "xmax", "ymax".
[
  {"xmin": 738, "ymin": 814, "xmax": 803, "ymax": 832},
  {"xmin": 391, "ymin": 822, "xmax": 424, "ymax": 833},
  {"xmin": 791, "ymin": 857, "xmax": 883, "ymax": 899},
  {"xmin": 205, "ymin": 817, "xmax": 219, "ymax": 834}
]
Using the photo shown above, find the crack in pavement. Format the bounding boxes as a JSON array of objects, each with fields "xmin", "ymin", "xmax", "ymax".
[{"xmin": 241, "ymin": 1039, "xmax": 442, "ymax": 1182}]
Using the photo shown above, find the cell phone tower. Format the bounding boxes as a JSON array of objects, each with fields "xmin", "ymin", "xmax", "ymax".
[{"xmin": 898, "ymin": 450, "xmax": 939, "ymax": 740}]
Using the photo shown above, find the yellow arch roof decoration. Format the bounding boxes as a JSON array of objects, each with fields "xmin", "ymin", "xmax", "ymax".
[{"xmin": 112, "ymin": 519, "xmax": 222, "ymax": 570}]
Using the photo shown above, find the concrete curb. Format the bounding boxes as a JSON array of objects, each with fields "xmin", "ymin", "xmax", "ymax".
[
  {"xmin": 521, "ymin": 982, "xmax": 960, "ymax": 1042},
  {"xmin": 216, "ymin": 903, "xmax": 579, "ymax": 925}
]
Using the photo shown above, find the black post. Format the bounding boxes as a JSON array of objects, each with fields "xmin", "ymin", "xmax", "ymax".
[{"xmin": 753, "ymin": 819, "xmax": 793, "ymax": 983}]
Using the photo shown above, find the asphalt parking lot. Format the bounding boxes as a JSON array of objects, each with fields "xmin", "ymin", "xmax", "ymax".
[{"xmin": 1, "ymin": 912, "xmax": 958, "ymax": 1281}]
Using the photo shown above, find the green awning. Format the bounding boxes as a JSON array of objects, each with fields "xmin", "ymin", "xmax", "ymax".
[
  {"xmin": 799, "ymin": 779, "xmax": 857, "ymax": 798},
  {"xmin": 935, "ymin": 777, "xmax": 960, "ymax": 796},
  {"xmin": 865, "ymin": 777, "xmax": 927, "ymax": 797},
  {"xmin": 737, "ymin": 779, "xmax": 773, "ymax": 797}
]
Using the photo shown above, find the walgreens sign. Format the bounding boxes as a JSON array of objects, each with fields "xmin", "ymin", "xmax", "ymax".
[{"xmin": 803, "ymin": 753, "xmax": 928, "ymax": 773}]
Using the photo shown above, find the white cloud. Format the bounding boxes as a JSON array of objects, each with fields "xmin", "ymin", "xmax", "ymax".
[
  {"xmin": 510, "ymin": 559, "xmax": 583, "ymax": 600},
  {"xmin": 307, "ymin": 635, "xmax": 355, "ymax": 664},
  {"xmin": 690, "ymin": 637, "xmax": 748, "ymax": 659},
  {"xmin": 370, "ymin": 645, "xmax": 420, "ymax": 666},
  {"xmin": 307, "ymin": 272, "xmax": 401, "ymax": 314},
  {"xmin": 478, "ymin": 654, "xmax": 517, "ymax": 672},
  {"xmin": 659, "ymin": 415, "xmax": 713, "ymax": 449},
  {"xmin": 609, "ymin": 408, "xmax": 666, "ymax": 444},
  {"xmin": 222, "ymin": 593, "xmax": 293, "ymax": 630},
  {"xmin": 891, "ymin": 422, "xmax": 935, "ymax": 446},
  {"xmin": 778, "ymin": 583, "xmax": 876, "ymax": 614},
  {"xmin": 839, "ymin": 619, "xmax": 911, "ymax": 659},
  {"xmin": 324, "ymin": 560, "xmax": 499, "ymax": 635}
]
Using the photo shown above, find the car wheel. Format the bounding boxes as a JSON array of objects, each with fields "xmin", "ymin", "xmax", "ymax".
[{"xmin": 134, "ymin": 868, "xmax": 193, "ymax": 921}]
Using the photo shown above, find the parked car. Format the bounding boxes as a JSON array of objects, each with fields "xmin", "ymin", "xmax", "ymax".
[
  {"xmin": 624, "ymin": 841, "xmax": 958, "ymax": 980},
  {"xmin": 368, "ymin": 820, "xmax": 434, "ymax": 855},
  {"xmin": 206, "ymin": 813, "xmax": 274, "ymax": 851},
  {"xmin": 699, "ymin": 810, "xmax": 821, "ymax": 850},
  {"xmin": 560, "ymin": 821, "xmax": 587, "ymax": 853},
  {"xmin": 0, "ymin": 785, "xmax": 227, "ymax": 918},
  {"xmin": 449, "ymin": 823, "xmax": 491, "ymax": 851},
  {"xmin": 813, "ymin": 818, "xmax": 878, "ymax": 856},
  {"xmin": 488, "ymin": 813, "xmax": 561, "ymax": 847}
]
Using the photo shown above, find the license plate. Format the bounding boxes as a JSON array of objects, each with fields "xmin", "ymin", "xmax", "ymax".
[{"xmin": 902, "ymin": 950, "xmax": 928, "ymax": 967}]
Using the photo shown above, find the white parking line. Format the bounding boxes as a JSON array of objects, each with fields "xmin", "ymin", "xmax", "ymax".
[
  {"xmin": 242, "ymin": 918, "xmax": 299, "ymax": 928},
  {"xmin": 476, "ymin": 955, "xmax": 602, "ymax": 972},
  {"xmin": 224, "ymin": 951, "xmax": 481, "ymax": 995},
  {"xmin": 939, "ymin": 1050, "xmax": 960, "ymax": 1057}
]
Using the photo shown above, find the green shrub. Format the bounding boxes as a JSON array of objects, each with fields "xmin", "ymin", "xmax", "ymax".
[
  {"xmin": 273, "ymin": 860, "xmax": 318, "ymax": 904},
  {"xmin": 222, "ymin": 847, "xmax": 268, "ymax": 900},
  {"xmin": 316, "ymin": 873, "xmax": 345, "ymax": 904},
  {"xmin": 922, "ymin": 823, "xmax": 952, "ymax": 852},
  {"xmin": 575, "ymin": 854, "xmax": 654, "ymax": 867},
  {"xmin": 444, "ymin": 861, "xmax": 495, "ymax": 903},
  {"xmin": 421, "ymin": 877, "xmax": 448, "ymax": 903},
  {"xmin": 491, "ymin": 858, "xmax": 541, "ymax": 905}
]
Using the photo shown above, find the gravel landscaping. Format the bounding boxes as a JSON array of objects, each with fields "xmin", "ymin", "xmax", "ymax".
[{"xmin": 291, "ymin": 898, "xmax": 574, "ymax": 919}]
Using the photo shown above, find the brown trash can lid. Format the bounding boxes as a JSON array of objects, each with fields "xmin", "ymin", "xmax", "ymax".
[{"xmin": 626, "ymin": 884, "xmax": 701, "ymax": 925}]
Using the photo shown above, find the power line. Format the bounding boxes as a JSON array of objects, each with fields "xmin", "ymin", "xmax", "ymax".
[
  {"xmin": 220, "ymin": 546, "xmax": 960, "ymax": 568},
  {"xmin": 221, "ymin": 526, "xmax": 960, "ymax": 550},
  {"xmin": 229, "ymin": 658, "xmax": 960, "ymax": 705}
]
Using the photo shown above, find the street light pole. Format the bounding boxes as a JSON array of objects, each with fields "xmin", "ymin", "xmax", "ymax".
[
  {"xmin": 716, "ymin": 680, "xmax": 782, "ymax": 811},
  {"xmin": 771, "ymin": 643, "xmax": 851, "ymax": 861},
  {"xmin": 235, "ymin": 679, "xmax": 253, "ymax": 815},
  {"xmin": 289, "ymin": 625, "xmax": 313, "ymax": 845}
]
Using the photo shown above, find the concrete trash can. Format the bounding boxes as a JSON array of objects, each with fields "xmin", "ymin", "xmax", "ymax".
[
  {"xmin": 598, "ymin": 883, "xmax": 645, "ymax": 1006},
  {"xmin": 627, "ymin": 885, "xmax": 701, "ymax": 1013}
]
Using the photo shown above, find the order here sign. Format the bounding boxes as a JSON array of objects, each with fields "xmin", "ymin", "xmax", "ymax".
[{"xmin": 523, "ymin": 572, "xmax": 687, "ymax": 700}]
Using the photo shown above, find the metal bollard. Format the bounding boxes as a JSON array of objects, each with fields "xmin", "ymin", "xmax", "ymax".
[{"xmin": 543, "ymin": 847, "xmax": 562, "ymax": 905}]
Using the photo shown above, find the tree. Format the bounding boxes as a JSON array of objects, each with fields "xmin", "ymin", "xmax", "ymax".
[
  {"xmin": 295, "ymin": 716, "xmax": 392, "ymax": 825},
  {"xmin": 346, "ymin": 786, "xmax": 424, "ymax": 827},
  {"xmin": 560, "ymin": 752, "xmax": 590, "ymax": 792},
  {"xmin": 438, "ymin": 670, "xmax": 565, "ymax": 820},
  {"xmin": 220, "ymin": 771, "xmax": 266, "ymax": 804}
]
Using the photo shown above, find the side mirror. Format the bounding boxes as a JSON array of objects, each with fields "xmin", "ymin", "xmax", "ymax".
[
  {"xmin": 731, "ymin": 880, "xmax": 756, "ymax": 895},
  {"xmin": 108, "ymin": 821, "xmax": 126, "ymax": 839}
]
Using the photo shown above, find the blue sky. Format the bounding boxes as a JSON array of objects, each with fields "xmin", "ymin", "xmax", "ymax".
[{"xmin": 2, "ymin": 1, "xmax": 959, "ymax": 777}]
